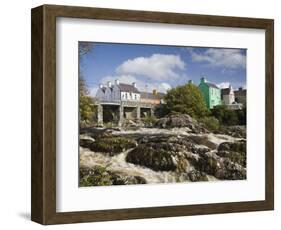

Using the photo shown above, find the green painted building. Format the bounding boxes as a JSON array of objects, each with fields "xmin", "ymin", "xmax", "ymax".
[{"xmin": 198, "ymin": 77, "xmax": 221, "ymax": 109}]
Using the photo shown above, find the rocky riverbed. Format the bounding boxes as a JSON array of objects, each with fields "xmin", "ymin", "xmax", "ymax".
[{"xmin": 79, "ymin": 114, "xmax": 246, "ymax": 186}]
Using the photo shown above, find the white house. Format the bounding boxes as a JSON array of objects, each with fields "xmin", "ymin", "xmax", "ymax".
[
  {"xmin": 221, "ymin": 85, "xmax": 235, "ymax": 105},
  {"xmin": 96, "ymin": 79, "xmax": 141, "ymax": 102},
  {"xmin": 96, "ymin": 84, "xmax": 106, "ymax": 100}
]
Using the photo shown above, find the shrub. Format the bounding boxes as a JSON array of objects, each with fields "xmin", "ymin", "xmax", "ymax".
[
  {"xmin": 211, "ymin": 105, "xmax": 241, "ymax": 126},
  {"xmin": 142, "ymin": 115, "xmax": 157, "ymax": 127},
  {"xmin": 199, "ymin": 116, "xmax": 220, "ymax": 132}
]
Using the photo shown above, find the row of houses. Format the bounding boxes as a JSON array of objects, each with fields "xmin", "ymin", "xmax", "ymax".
[
  {"xmin": 96, "ymin": 79, "xmax": 165, "ymax": 105},
  {"xmin": 197, "ymin": 77, "xmax": 246, "ymax": 109},
  {"xmin": 95, "ymin": 78, "xmax": 246, "ymax": 112}
]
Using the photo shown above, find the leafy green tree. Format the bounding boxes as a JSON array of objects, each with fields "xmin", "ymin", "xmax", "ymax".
[
  {"xmin": 79, "ymin": 42, "xmax": 96, "ymax": 126},
  {"xmin": 79, "ymin": 77, "xmax": 96, "ymax": 125},
  {"xmin": 164, "ymin": 83, "xmax": 208, "ymax": 118}
]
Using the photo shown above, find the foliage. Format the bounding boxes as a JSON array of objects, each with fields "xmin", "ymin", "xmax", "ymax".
[
  {"xmin": 80, "ymin": 94, "xmax": 96, "ymax": 124},
  {"xmin": 199, "ymin": 116, "xmax": 220, "ymax": 132},
  {"xmin": 211, "ymin": 105, "xmax": 245, "ymax": 126},
  {"xmin": 79, "ymin": 42, "xmax": 94, "ymax": 57},
  {"xmin": 90, "ymin": 137, "xmax": 137, "ymax": 155},
  {"xmin": 164, "ymin": 83, "xmax": 208, "ymax": 118},
  {"xmin": 236, "ymin": 106, "xmax": 247, "ymax": 125},
  {"xmin": 154, "ymin": 104, "xmax": 169, "ymax": 118},
  {"xmin": 79, "ymin": 77, "xmax": 96, "ymax": 125},
  {"xmin": 142, "ymin": 115, "xmax": 157, "ymax": 127}
]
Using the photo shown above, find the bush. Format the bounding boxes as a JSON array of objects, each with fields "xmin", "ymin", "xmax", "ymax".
[
  {"xmin": 211, "ymin": 105, "xmax": 242, "ymax": 126},
  {"xmin": 142, "ymin": 115, "xmax": 157, "ymax": 127},
  {"xmin": 199, "ymin": 116, "xmax": 220, "ymax": 132}
]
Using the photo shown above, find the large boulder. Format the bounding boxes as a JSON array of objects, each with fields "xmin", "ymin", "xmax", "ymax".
[
  {"xmin": 126, "ymin": 144, "xmax": 178, "ymax": 171},
  {"xmin": 223, "ymin": 126, "xmax": 246, "ymax": 138},
  {"xmin": 80, "ymin": 166, "xmax": 146, "ymax": 186},
  {"xmin": 126, "ymin": 135, "xmax": 209, "ymax": 172},
  {"xmin": 217, "ymin": 141, "xmax": 246, "ymax": 167},
  {"xmin": 193, "ymin": 151, "xmax": 246, "ymax": 180},
  {"xmin": 218, "ymin": 140, "xmax": 246, "ymax": 153},
  {"xmin": 156, "ymin": 114, "xmax": 208, "ymax": 133},
  {"xmin": 80, "ymin": 136, "xmax": 137, "ymax": 156}
]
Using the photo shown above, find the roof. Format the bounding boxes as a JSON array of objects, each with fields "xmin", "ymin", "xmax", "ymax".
[
  {"xmin": 221, "ymin": 88, "xmax": 231, "ymax": 95},
  {"xmin": 140, "ymin": 92, "xmax": 166, "ymax": 99},
  {"xmin": 234, "ymin": 89, "xmax": 247, "ymax": 96},
  {"xmin": 101, "ymin": 87, "xmax": 106, "ymax": 92},
  {"xmin": 205, "ymin": 82, "xmax": 220, "ymax": 89},
  {"xmin": 118, "ymin": 83, "xmax": 140, "ymax": 93}
]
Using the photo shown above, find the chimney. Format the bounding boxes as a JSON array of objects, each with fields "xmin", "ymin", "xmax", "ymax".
[
  {"xmin": 200, "ymin": 77, "xmax": 206, "ymax": 83},
  {"xmin": 132, "ymin": 82, "xmax": 137, "ymax": 88},
  {"xmin": 239, "ymin": 87, "xmax": 243, "ymax": 91},
  {"xmin": 107, "ymin": 81, "xmax": 112, "ymax": 87},
  {"xmin": 99, "ymin": 84, "xmax": 103, "ymax": 89},
  {"xmin": 152, "ymin": 89, "xmax": 158, "ymax": 95},
  {"xmin": 115, "ymin": 79, "xmax": 119, "ymax": 85}
]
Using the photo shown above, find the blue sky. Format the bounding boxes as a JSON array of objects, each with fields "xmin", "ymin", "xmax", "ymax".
[{"xmin": 79, "ymin": 42, "xmax": 246, "ymax": 96}]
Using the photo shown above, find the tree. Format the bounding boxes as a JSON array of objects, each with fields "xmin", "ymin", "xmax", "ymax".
[
  {"xmin": 164, "ymin": 83, "xmax": 208, "ymax": 118},
  {"xmin": 79, "ymin": 42, "xmax": 96, "ymax": 126},
  {"xmin": 79, "ymin": 42, "xmax": 94, "ymax": 57},
  {"xmin": 79, "ymin": 77, "xmax": 96, "ymax": 125}
]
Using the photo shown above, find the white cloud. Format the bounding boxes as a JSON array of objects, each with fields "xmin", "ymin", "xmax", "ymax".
[
  {"xmin": 116, "ymin": 54, "xmax": 185, "ymax": 81},
  {"xmin": 99, "ymin": 74, "xmax": 171, "ymax": 93},
  {"xmin": 188, "ymin": 48, "xmax": 246, "ymax": 69},
  {"xmin": 218, "ymin": 82, "xmax": 230, "ymax": 89},
  {"xmin": 159, "ymin": 82, "xmax": 172, "ymax": 92}
]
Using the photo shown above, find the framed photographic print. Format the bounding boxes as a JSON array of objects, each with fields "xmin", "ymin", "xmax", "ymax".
[{"xmin": 31, "ymin": 4, "xmax": 274, "ymax": 225}]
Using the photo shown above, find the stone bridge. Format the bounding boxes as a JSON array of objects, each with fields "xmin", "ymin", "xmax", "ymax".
[{"xmin": 96, "ymin": 100, "xmax": 155, "ymax": 126}]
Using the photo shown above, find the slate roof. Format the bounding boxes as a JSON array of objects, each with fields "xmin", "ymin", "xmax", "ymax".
[
  {"xmin": 118, "ymin": 83, "xmax": 140, "ymax": 93},
  {"xmin": 234, "ymin": 89, "xmax": 247, "ymax": 96},
  {"xmin": 221, "ymin": 88, "xmax": 231, "ymax": 95},
  {"xmin": 101, "ymin": 87, "xmax": 106, "ymax": 92},
  {"xmin": 206, "ymin": 82, "xmax": 219, "ymax": 89},
  {"xmin": 140, "ymin": 92, "xmax": 166, "ymax": 99}
]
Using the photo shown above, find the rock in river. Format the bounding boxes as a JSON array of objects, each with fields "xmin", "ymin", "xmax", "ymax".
[
  {"xmin": 156, "ymin": 114, "xmax": 208, "ymax": 133},
  {"xmin": 126, "ymin": 135, "xmax": 207, "ymax": 172},
  {"xmin": 80, "ymin": 136, "xmax": 137, "ymax": 156},
  {"xmin": 80, "ymin": 166, "xmax": 146, "ymax": 186}
]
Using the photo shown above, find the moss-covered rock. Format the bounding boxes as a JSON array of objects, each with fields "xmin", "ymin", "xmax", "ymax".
[
  {"xmin": 126, "ymin": 144, "xmax": 177, "ymax": 171},
  {"xmin": 80, "ymin": 166, "xmax": 113, "ymax": 186},
  {"xmin": 218, "ymin": 140, "xmax": 246, "ymax": 153},
  {"xmin": 217, "ymin": 141, "xmax": 246, "ymax": 167},
  {"xmin": 79, "ymin": 166, "xmax": 147, "ymax": 186},
  {"xmin": 186, "ymin": 170, "xmax": 208, "ymax": 182},
  {"xmin": 87, "ymin": 136, "xmax": 137, "ymax": 156},
  {"xmin": 193, "ymin": 152, "xmax": 246, "ymax": 180},
  {"xmin": 156, "ymin": 114, "xmax": 209, "ymax": 133}
]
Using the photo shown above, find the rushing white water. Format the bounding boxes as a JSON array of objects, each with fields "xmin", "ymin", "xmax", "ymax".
[
  {"xmin": 80, "ymin": 147, "xmax": 182, "ymax": 184},
  {"xmin": 80, "ymin": 128, "xmax": 243, "ymax": 184}
]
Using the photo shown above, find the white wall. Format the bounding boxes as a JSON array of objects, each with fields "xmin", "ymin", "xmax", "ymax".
[{"xmin": 0, "ymin": 0, "xmax": 279, "ymax": 229}]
